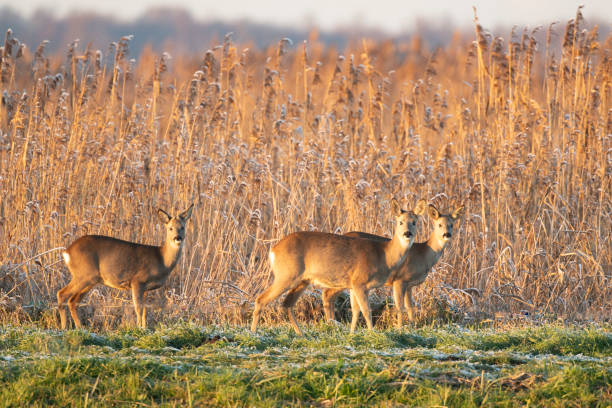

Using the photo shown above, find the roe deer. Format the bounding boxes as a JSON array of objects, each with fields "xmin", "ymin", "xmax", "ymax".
[
  {"xmin": 322, "ymin": 203, "xmax": 464, "ymax": 327},
  {"xmin": 57, "ymin": 204, "xmax": 194, "ymax": 329},
  {"xmin": 251, "ymin": 199, "xmax": 427, "ymax": 335}
]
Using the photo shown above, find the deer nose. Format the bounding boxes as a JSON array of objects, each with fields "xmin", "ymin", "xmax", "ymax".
[
  {"xmin": 404, "ymin": 231, "xmax": 413, "ymax": 238},
  {"xmin": 443, "ymin": 233, "xmax": 452, "ymax": 238}
]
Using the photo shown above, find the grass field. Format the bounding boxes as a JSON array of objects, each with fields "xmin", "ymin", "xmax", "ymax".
[{"xmin": 1, "ymin": 322, "xmax": 611, "ymax": 407}]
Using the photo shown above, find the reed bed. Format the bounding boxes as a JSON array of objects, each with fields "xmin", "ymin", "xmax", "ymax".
[{"xmin": 0, "ymin": 9, "xmax": 610, "ymax": 329}]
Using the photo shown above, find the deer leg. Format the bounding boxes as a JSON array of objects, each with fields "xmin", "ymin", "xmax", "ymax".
[
  {"xmin": 351, "ymin": 287, "xmax": 373, "ymax": 332},
  {"xmin": 321, "ymin": 288, "xmax": 333, "ymax": 321},
  {"xmin": 67, "ymin": 281, "xmax": 97, "ymax": 329},
  {"xmin": 251, "ymin": 276, "xmax": 295, "ymax": 333},
  {"xmin": 392, "ymin": 280, "xmax": 407, "ymax": 329},
  {"xmin": 141, "ymin": 306, "xmax": 147, "ymax": 328},
  {"xmin": 322, "ymin": 288, "xmax": 343, "ymax": 322},
  {"xmin": 282, "ymin": 280, "xmax": 309, "ymax": 335},
  {"xmin": 349, "ymin": 289, "xmax": 361, "ymax": 333},
  {"xmin": 131, "ymin": 283, "xmax": 146, "ymax": 329},
  {"xmin": 57, "ymin": 280, "xmax": 77, "ymax": 329},
  {"xmin": 404, "ymin": 285, "xmax": 415, "ymax": 322}
]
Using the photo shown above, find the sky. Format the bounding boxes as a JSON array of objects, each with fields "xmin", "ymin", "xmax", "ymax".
[{"xmin": 1, "ymin": 0, "xmax": 611, "ymax": 33}]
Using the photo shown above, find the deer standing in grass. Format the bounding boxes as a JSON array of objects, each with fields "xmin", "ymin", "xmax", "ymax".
[
  {"xmin": 251, "ymin": 199, "xmax": 427, "ymax": 335},
  {"xmin": 57, "ymin": 204, "xmax": 194, "ymax": 329},
  {"xmin": 322, "ymin": 203, "xmax": 464, "ymax": 328}
]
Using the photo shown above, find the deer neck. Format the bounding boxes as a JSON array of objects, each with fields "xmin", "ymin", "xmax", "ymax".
[
  {"xmin": 160, "ymin": 240, "xmax": 183, "ymax": 271},
  {"xmin": 426, "ymin": 233, "xmax": 448, "ymax": 263},
  {"xmin": 384, "ymin": 233, "xmax": 411, "ymax": 271}
]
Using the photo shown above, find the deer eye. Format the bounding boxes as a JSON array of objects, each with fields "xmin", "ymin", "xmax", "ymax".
[{"xmin": 399, "ymin": 221, "xmax": 403, "ymax": 225}]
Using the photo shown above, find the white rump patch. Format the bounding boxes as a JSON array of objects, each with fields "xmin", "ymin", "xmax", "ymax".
[
  {"xmin": 62, "ymin": 251, "xmax": 70, "ymax": 264},
  {"xmin": 269, "ymin": 250, "xmax": 275, "ymax": 265}
]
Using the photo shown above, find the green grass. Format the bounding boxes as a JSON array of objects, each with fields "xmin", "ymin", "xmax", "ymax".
[{"xmin": 0, "ymin": 323, "xmax": 610, "ymax": 407}]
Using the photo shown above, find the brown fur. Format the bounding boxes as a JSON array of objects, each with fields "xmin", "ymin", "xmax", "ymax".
[
  {"xmin": 323, "ymin": 203, "xmax": 464, "ymax": 327},
  {"xmin": 57, "ymin": 204, "xmax": 194, "ymax": 329},
  {"xmin": 251, "ymin": 199, "xmax": 426, "ymax": 335}
]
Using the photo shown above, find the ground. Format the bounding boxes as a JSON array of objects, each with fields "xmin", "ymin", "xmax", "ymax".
[{"xmin": 0, "ymin": 322, "xmax": 610, "ymax": 407}]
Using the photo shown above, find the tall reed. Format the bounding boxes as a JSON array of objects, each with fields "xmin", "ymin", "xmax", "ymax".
[{"xmin": 0, "ymin": 11, "xmax": 609, "ymax": 328}]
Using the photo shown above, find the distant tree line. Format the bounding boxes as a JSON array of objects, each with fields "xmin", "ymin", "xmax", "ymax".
[
  {"xmin": 0, "ymin": 6, "xmax": 461, "ymax": 56},
  {"xmin": 0, "ymin": 6, "xmax": 607, "ymax": 57}
]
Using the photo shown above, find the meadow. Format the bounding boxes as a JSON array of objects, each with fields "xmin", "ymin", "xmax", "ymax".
[
  {"xmin": 0, "ymin": 323, "xmax": 610, "ymax": 406},
  {"xmin": 0, "ymin": 7, "xmax": 610, "ymax": 406}
]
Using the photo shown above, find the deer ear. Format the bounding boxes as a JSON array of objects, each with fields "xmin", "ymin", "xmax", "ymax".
[
  {"xmin": 158, "ymin": 209, "xmax": 172, "ymax": 224},
  {"xmin": 390, "ymin": 199, "xmax": 402, "ymax": 217},
  {"xmin": 413, "ymin": 199, "xmax": 427, "ymax": 216},
  {"xmin": 180, "ymin": 203, "xmax": 194, "ymax": 221},
  {"xmin": 427, "ymin": 204, "xmax": 440, "ymax": 220},
  {"xmin": 451, "ymin": 205, "xmax": 465, "ymax": 220}
]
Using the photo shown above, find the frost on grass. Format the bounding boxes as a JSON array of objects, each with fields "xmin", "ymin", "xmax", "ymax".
[{"xmin": 0, "ymin": 324, "xmax": 610, "ymax": 406}]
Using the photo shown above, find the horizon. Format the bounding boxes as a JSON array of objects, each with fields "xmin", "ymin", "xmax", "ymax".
[{"xmin": 1, "ymin": 1, "xmax": 610, "ymax": 34}]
